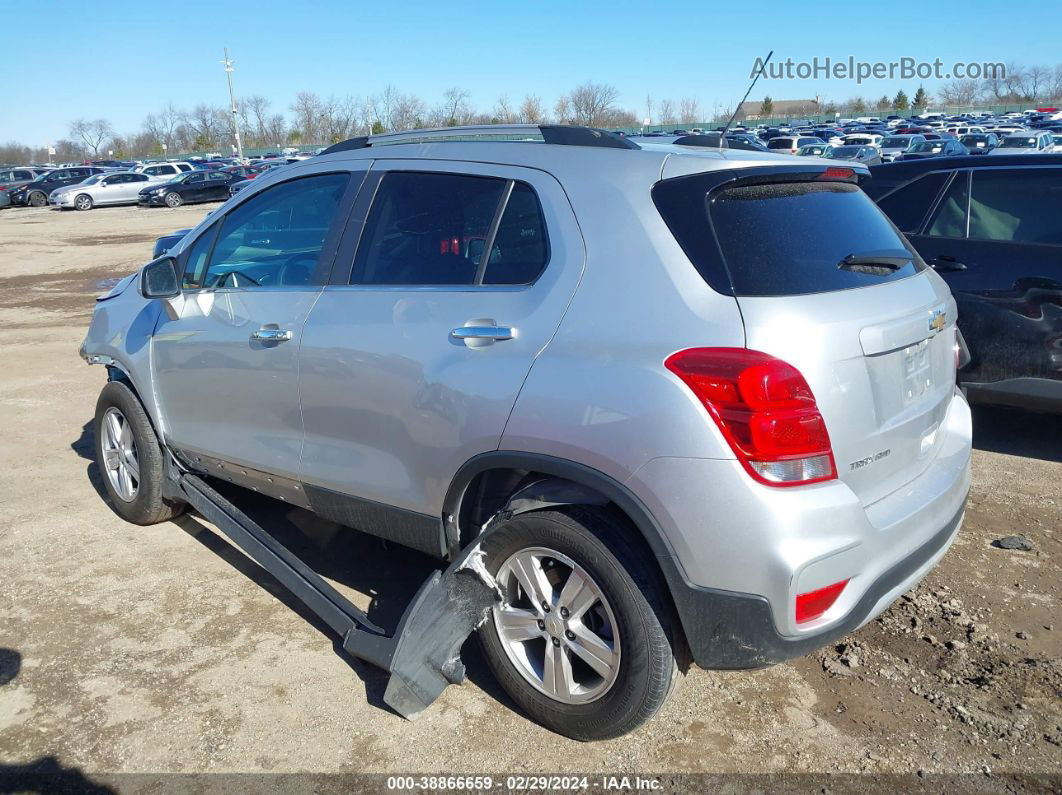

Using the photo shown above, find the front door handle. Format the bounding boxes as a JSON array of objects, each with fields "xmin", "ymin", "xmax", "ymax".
[
  {"xmin": 250, "ymin": 327, "xmax": 292, "ymax": 343},
  {"xmin": 928, "ymin": 255, "xmax": 967, "ymax": 272}
]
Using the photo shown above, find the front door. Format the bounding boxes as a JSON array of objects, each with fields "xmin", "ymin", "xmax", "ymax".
[
  {"xmin": 298, "ymin": 163, "xmax": 584, "ymax": 539},
  {"xmin": 151, "ymin": 170, "xmax": 357, "ymax": 479}
]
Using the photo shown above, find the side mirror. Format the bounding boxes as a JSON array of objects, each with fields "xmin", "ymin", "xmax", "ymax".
[{"xmin": 141, "ymin": 256, "xmax": 180, "ymax": 299}]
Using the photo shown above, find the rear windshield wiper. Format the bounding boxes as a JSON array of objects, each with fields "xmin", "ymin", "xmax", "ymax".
[{"xmin": 838, "ymin": 250, "xmax": 912, "ymax": 275}]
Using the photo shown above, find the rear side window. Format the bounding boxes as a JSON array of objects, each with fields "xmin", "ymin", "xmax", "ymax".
[
  {"xmin": 351, "ymin": 172, "xmax": 549, "ymax": 287},
  {"xmin": 654, "ymin": 177, "xmax": 924, "ymax": 297},
  {"xmin": 766, "ymin": 138, "xmax": 793, "ymax": 149},
  {"xmin": 968, "ymin": 169, "xmax": 1062, "ymax": 245},
  {"xmin": 874, "ymin": 171, "xmax": 950, "ymax": 233}
]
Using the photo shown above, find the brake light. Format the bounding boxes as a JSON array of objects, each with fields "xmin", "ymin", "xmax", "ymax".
[
  {"xmin": 796, "ymin": 579, "xmax": 849, "ymax": 623},
  {"xmin": 665, "ymin": 348, "xmax": 836, "ymax": 486},
  {"xmin": 819, "ymin": 166, "xmax": 855, "ymax": 180}
]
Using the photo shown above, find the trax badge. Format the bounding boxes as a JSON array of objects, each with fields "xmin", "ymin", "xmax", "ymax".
[{"xmin": 929, "ymin": 309, "xmax": 947, "ymax": 333}]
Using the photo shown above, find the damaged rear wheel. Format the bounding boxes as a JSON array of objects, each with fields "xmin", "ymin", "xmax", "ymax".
[{"xmin": 479, "ymin": 506, "xmax": 678, "ymax": 740}]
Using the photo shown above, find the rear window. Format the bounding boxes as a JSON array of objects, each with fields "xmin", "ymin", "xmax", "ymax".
[
  {"xmin": 766, "ymin": 138, "xmax": 794, "ymax": 149},
  {"xmin": 654, "ymin": 177, "xmax": 925, "ymax": 297}
]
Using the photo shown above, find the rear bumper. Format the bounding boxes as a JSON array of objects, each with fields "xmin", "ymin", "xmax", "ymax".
[
  {"xmin": 671, "ymin": 500, "xmax": 964, "ymax": 668},
  {"xmin": 627, "ymin": 389, "xmax": 971, "ymax": 668}
]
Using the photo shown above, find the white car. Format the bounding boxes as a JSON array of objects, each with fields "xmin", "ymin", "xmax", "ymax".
[
  {"xmin": 842, "ymin": 133, "xmax": 883, "ymax": 148},
  {"xmin": 765, "ymin": 135, "xmax": 824, "ymax": 155},
  {"xmin": 48, "ymin": 171, "xmax": 154, "ymax": 210},
  {"xmin": 878, "ymin": 134, "xmax": 926, "ymax": 162},
  {"xmin": 988, "ymin": 132, "xmax": 1056, "ymax": 155},
  {"xmin": 132, "ymin": 161, "xmax": 196, "ymax": 182}
]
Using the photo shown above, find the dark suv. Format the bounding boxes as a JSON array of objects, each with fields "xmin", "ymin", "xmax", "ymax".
[
  {"xmin": 10, "ymin": 166, "xmax": 106, "ymax": 206},
  {"xmin": 866, "ymin": 154, "xmax": 1062, "ymax": 412}
]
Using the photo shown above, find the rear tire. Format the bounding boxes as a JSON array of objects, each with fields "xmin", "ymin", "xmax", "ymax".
[
  {"xmin": 28, "ymin": 191, "xmax": 47, "ymax": 207},
  {"xmin": 93, "ymin": 380, "xmax": 184, "ymax": 525},
  {"xmin": 478, "ymin": 506, "xmax": 678, "ymax": 740},
  {"xmin": 164, "ymin": 191, "xmax": 183, "ymax": 208},
  {"xmin": 74, "ymin": 194, "xmax": 93, "ymax": 211}
]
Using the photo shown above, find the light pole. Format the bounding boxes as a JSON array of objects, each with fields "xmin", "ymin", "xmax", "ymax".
[{"xmin": 221, "ymin": 47, "xmax": 245, "ymax": 163}]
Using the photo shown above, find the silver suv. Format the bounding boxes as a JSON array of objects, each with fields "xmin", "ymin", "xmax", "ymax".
[{"xmin": 81, "ymin": 125, "xmax": 972, "ymax": 740}]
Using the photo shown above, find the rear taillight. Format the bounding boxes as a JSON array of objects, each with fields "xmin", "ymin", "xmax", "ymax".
[
  {"xmin": 796, "ymin": 579, "xmax": 849, "ymax": 624},
  {"xmin": 819, "ymin": 166, "xmax": 855, "ymax": 180},
  {"xmin": 665, "ymin": 348, "xmax": 837, "ymax": 486}
]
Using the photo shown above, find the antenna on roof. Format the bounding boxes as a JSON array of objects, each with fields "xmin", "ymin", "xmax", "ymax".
[{"xmin": 718, "ymin": 49, "xmax": 774, "ymax": 147}]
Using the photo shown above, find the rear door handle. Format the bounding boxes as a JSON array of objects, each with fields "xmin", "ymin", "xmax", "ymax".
[
  {"xmin": 450, "ymin": 321, "xmax": 515, "ymax": 348},
  {"xmin": 928, "ymin": 255, "xmax": 967, "ymax": 272},
  {"xmin": 250, "ymin": 327, "xmax": 292, "ymax": 342}
]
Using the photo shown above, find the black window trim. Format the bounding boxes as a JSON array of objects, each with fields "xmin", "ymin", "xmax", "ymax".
[
  {"xmin": 330, "ymin": 168, "xmax": 552, "ymax": 291},
  {"xmin": 176, "ymin": 169, "xmax": 362, "ymax": 292}
]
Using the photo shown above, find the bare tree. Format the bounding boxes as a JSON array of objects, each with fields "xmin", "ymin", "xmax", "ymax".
[
  {"xmin": 243, "ymin": 95, "xmax": 273, "ymax": 146},
  {"xmin": 290, "ymin": 91, "xmax": 324, "ymax": 143},
  {"xmin": 492, "ymin": 95, "xmax": 517, "ymax": 124},
  {"xmin": 679, "ymin": 97, "xmax": 701, "ymax": 125},
  {"xmin": 519, "ymin": 94, "xmax": 546, "ymax": 124},
  {"xmin": 553, "ymin": 94, "xmax": 573, "ymax": 125},
  {"xmin": 559, "ymin": 82, "xmax": 620, "ymax": 127},
  {"xmin": 657, "ymin": 98, "xmax": 676, "ymax": 125},
  {"xmin": 439, "ymin": 86, "xmax": 473, "ymax": 126},
  {"xmin": 937, "ymin": 78, "xmax": 981, "ymax": 106},
  {"xmin": 69, "ymin": 119, "xmax": 114, "ymax": 158},
  {"xmin": 185, "ymin": 104, "xmax": 227, "ymax": 149}
]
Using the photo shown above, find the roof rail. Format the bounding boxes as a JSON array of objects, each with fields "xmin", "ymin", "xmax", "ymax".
[{"xmin": 319, "ymin": 124, "xmax": 640, "ymax": 155}]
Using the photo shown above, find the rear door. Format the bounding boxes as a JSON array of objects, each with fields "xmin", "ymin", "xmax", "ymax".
[
  {"xmin": 298, "ymin": 162, "xmax": 583, "ymax": 542},
  {"xmin": 905, "ymin": 166, "xmax": 1062, "ymax": 386},
  {"xmin": 152, "ymin": 169, "xmax": 360, "ymax": 479},
  {"xmin": 692, "ymin": 176, "xmax": 957, "ymax": 506}
]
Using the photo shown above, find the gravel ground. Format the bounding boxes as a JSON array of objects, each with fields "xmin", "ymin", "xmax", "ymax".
[{"xmin": 0, "ymin": 205, "xmax": 1059, "ymax": 788}]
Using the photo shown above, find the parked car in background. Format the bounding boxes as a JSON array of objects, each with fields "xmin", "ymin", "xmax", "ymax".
[
  {"xmin": 866, "ymin": 154, "xmax": 1062, "ymax": 412},
  {"xmin": 0, "ymin": 167, "xmax": 52, "ymax": 195},
  {"xmin": 221, "ymin": 165, "xmax": 268, "ymax": 180},
  {"xmin": 765, "ymin": 135, "xmax": 821, "ymax": 155},
  {"xmin": 152, "ymin": 228, "xmax": 192, "ymax": 258},
  {"xmin": 897, "ymin": 139, "xmax": 968, "ymax": 161},
  {"xmin": 228, "ymin": 178, "xmax": 254, "ymax": 197},
  {"xmin": 81, "ymin": 125, "xmax": 971, "ymax": 740},
  {"xmin": 988, "ymin": 132, "xmax": 1055, "ymax": 155},
  {"xmin": 959, "ymin": 133, "xmax": 999, "ymax": 155},
  {"xmin": 795, "ymin": 143, "xmax": 834, "ymax": 157},
  {"xmin": 842, "ymin": 133, "xmax": 884, "ymax": 148},
  {"xmin": 879, "ymin": 134, "xmax": 925, "ymax": 163},
  {"xmin": 132, "ymin": 162, "xmax": 196, "ymax": 181},
  {"xmin": 827, "ymin": 145, "xmax": 882, "ymax": 165},
  {"xmin": 49, "ymin": 171, "xmax": 153, "ymax": 210},
  {"xmin": 9, "ymin": 167, "xmax": 106, "ymax": 206},
  {"xmin": 138, "ymin": 169, "xmax": 241, "ymax": 207},
  {"xmin": 0, "ymin": 189, "xmax": 10, "ymax": 210}
]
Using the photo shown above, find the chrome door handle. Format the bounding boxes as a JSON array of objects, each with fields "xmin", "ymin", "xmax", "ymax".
[
  {"xmin": 450, "ymin": 326, "xmax": 515, "ymax": 342},
  {"xmin": 250, "ymin": 328, "xmax": 292, "ymax": 342}
]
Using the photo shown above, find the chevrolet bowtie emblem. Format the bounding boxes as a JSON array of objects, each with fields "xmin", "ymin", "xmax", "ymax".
[{"xmin": 929, "ymin": 309, "xmax": 947, "ymax": 333}]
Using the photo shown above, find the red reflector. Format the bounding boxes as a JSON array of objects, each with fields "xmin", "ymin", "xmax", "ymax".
[
  {"xmin": 820, "ymin": 166, "xmax": 855, "ymax": 180},
  {"xmin": 439, "ymin": 239, "xmax": 450, "ymax": 254},
  {"xmin": 664, "ymin": 348, "xmax": 837, "ymax": 486},
  {"xmin": 451, "ymin": 236, "xmax": 460, "ymax": 255},
  {"xmin": 796, "ymin": 579, "xmax": 849, "ymax": 624}
]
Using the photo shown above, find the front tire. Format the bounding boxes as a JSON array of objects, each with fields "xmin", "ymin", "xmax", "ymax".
[
  {"xmin": 479, "ymin": 507, "xmax": 678, "ymax": 740},
  {"xmin": 164, "ymin": 191, "xmax": 183, "ymax": 208},
  {"xmin": 93, "ymin": 380, "xmax": 184, "ymax": 525},
  {"xmin": 74, "ymin": 193, "xmax": 93, "ymax": 211},
  {"xmin": 28, "ymin": 191, "xmax": 47, "ymax": 207}
]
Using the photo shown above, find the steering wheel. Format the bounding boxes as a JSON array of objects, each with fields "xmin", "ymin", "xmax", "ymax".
[
  {"xmin": 278, "ymin": 253, "xmax": 317, "ymax": 285},
  {"xmin": 215, "ymin": 270, "xmax": 261, "ymax": 288}
]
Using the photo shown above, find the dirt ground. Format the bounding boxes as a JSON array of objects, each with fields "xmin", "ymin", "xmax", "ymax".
[{"xmin": 0, "ymin": 205, "xmax": 1059, "ymax": 786}]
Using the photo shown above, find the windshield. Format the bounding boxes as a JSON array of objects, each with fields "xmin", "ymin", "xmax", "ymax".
[
  {"xmin": 845, "ymin": 137, "xmax": 873, "ymax": 144},
  {"xmin": 1000, "ymin": 137, "xmax": 1038, "ymax": 148},
  {"xmin": 831, "ymin": 146, "xmax": 863, "ymax": 157},
  {"xmin": 766, "ymin": 138, "xmax": 795, "ymax": 149},
  {"xmin": 798, "ymin": 146, "xmax": 824, "ymax": 154},
  {"xmin": 880, "ymin": 137, "xmax": 911, "ymax": 148},
  {"xmin": 961, "ymin": 135, "xmax": 988, "ymax": 144},
  {"xmin": 910, "ymin": 142, "xmax": 944, "ymax": 152}
]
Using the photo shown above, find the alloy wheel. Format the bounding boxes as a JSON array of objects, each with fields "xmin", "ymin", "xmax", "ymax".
[
  {"xmin": 101, "ymin": 407, "xmax": 140, "ymax": 502},
  {"xmin": 492, "ymin": 546, "xmax": 621, "ymax": 704}
]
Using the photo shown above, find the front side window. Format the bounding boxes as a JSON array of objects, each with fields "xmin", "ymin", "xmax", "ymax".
[
  {"xmin": 968, "ymin": 169, "xmax": 1062, "ymax": 245},
  {"xmin": 875, "ymin": 171, "xmax": 949, "ymax": 233},
  {"xmin": 196, "ymin": 173, "xmax": 350, "ymax": 289},
  {"xmin": 925, "ymin": 171, "xmax": 970, "ymax": 238}
]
